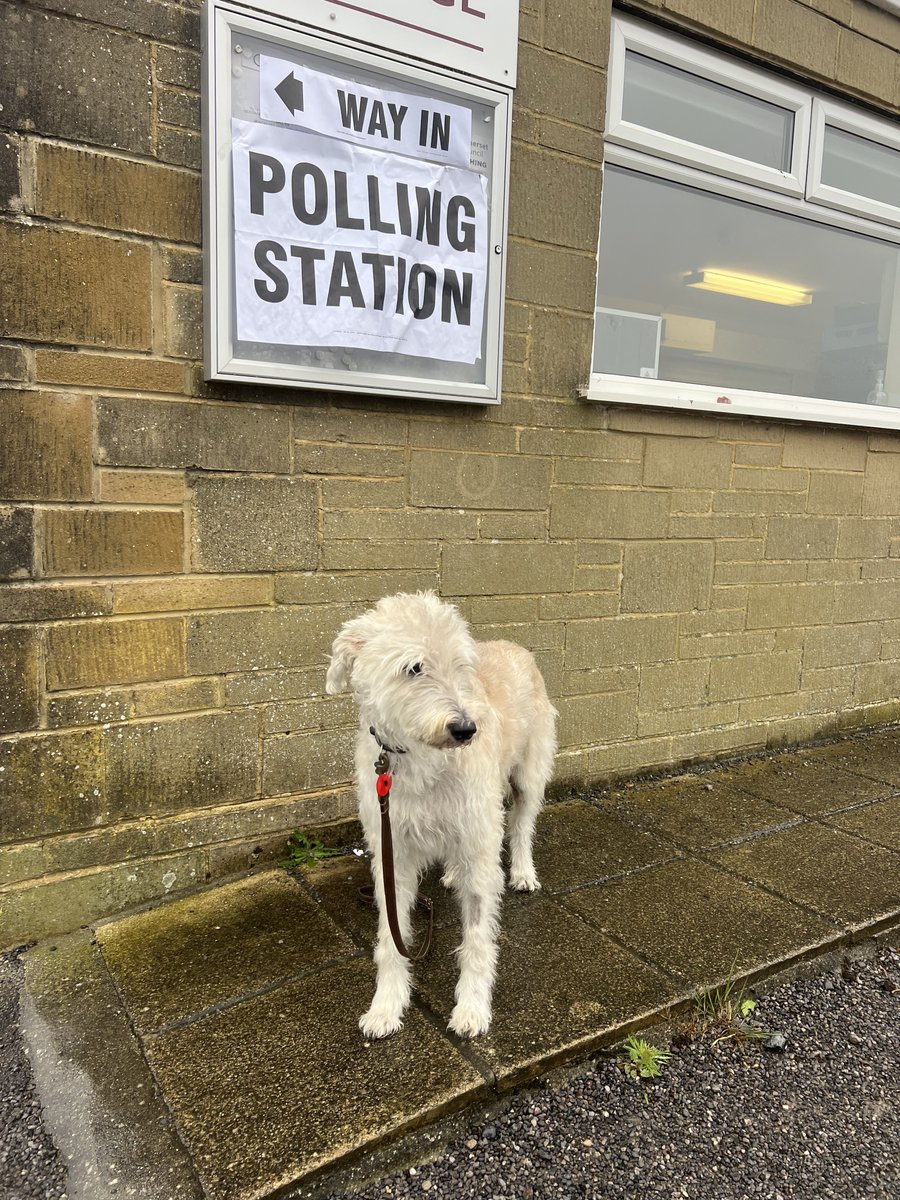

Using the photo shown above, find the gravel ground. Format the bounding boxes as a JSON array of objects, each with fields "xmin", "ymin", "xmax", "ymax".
[
  {"xmin": 325, "ymin": 942, "xmax": 900, "ymax": 1200},
  {"xmin": 1, "ymin": 944, "xmax": 897, "ymax": 1200},
  {"xmin": 0, "ymin": 952, "xmax": 67, "ymax": 1200}
]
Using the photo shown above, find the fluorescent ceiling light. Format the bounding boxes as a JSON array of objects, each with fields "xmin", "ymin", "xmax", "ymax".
[{"xmin": 684, "ymin": 269, "xmax": 812, "ymax": 306}]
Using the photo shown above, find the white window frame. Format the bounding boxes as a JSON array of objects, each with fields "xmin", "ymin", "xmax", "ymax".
[
  {"xmin": 586, "ymin": 15, "xmax": 900, "ymax": 432},
  {"xmin": 807, "ymin": 97, "xmax": 900, "ymax": 230},
  {"xmin": 606, "ymin": 17, "xmax": 811, "ymax": 196}
]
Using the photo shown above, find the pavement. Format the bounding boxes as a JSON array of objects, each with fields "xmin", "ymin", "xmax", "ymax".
[{"xmin": 17, "ymin": 726, "xmax": 900, "ymax": 1200}]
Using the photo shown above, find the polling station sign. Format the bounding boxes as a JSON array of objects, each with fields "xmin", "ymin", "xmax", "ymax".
[
  {"xmin": 232, "ymin": 118, "xmax": 488, "ymax": 362},
  {"xmin": 203, "ymin": 2, "xmax": 511, "ymax": 402}
]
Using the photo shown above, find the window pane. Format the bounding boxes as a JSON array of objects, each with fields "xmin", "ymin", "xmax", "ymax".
[
  {"xmin": 822, "ymin": 125, "xmax": 900, "ymax": 211},
  {"xmin": 622, "ymin": 52, "xmax": 793, "ymax": 171},
  {"xmin": 594, "ymin": 166, "xmax": 900, "ymax": 408}
]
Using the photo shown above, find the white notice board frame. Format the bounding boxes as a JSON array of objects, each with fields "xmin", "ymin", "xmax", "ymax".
[{"xmin": 203, "ymin": 1, "xmax": 513, "ymax": 404}]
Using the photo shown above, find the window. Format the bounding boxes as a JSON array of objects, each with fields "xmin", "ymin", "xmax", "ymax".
[{"xmin": 587, "ymin": 16, "xmax": 900, "ymax": 430}]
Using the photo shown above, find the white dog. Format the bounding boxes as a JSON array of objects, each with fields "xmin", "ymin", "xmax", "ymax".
[{"xmin": 326, "ymin": 591, "xmax": 556, "ymax": 1039}]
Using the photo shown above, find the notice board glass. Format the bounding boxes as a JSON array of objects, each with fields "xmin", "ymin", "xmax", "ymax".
[{"xmin": 203, "ymin": 2, "xmax": 512, "ymax": 403}]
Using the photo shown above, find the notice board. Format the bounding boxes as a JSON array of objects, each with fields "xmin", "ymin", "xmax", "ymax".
[{"xmin": 202, "ymin": 2, "xmax": 515, "ymax": 403}]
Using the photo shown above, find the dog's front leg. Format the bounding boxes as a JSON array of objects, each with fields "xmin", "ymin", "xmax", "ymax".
[
  {"xmin": 449, "ymin": 850, "xmax": 503, "ymax": 1038},
  {"xmin": 359, "ymin": 855, "xmax": 418, "ymax": 1039}
]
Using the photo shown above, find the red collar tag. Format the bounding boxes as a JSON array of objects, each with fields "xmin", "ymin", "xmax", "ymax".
[{"xmin": 376, "ymin": 772, "xmax": 393, "ymax": 798}]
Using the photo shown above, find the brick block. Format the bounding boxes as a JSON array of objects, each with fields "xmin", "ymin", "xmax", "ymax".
[
  {"xmin": 661, "ymin": 0, "xmax": 755, "ymax": 41},
  {"xmin": 97, "ymin": 397, "xmax": 292, "ymax": 473},
  {"xmin": 644, "ymin": 437, "xmax": 732, "ymax": 489},
  {"xmin": 321, "ymin": 541, "xmax": 440, "ymax": 571},
  {"xmin": 0, "ymin": 729, "xmax": 105, "ymax": 842},
  {"xmin": 863, "ymin": 453, "xmax": 900, "ymax": 516},
  {"xmin": 157, "ymin": 127, "xmax": 201, "ymax": 170},
  {"xmin": 622, "ymin": 541, "xmax": 714, "ymax": 613},
  {"xmin": 0, "ymin": 5, "xmax": 151, "ymax": 152},
  {"xmin": 782, "ymin": 425, "xmax": 867, "ymax": 470},
  {"xmin": 275, "ymin": 571, "xmax": 435, "ymax": 607},
  {"xmin": 508, "ymin": 144, "xmax": 601, "ymax": 251},
  {"xmin": 556, "ymin": 691, "xmax": 637, "ymax": 749},
  {"xmin": 836, "ymin": 517, "xmax": 894, "ymax": 559},
  {"xmin": 0, "ymin": 507, "xmax": 33, "ymax": 579},
  {"xmin": 130, "ymin": 677, "xmax": 221, "ymax": 719},
  {"xmin": 745, "ymin": 583, "xmax": 835, "ymax": 628},
  {"xmin": 29, "ymin": 0, "xmax": 200, "ymax": 46},
  {"xmin": 479, "ymin": 513, "xmax": 547, "ymax": 540},
  {"xmin": 517, "ymin": 43, "xmax": 605, "ymax": 129},
  {"xmin": 537, "ymin": 117, "xmax": 604, "ymax": 162},
  {"xmin": 46, "ymin": 688, "xmax": 133, "ymax": 729},
  {"xmin": 754, "ymin": 0, "xmax": 840, "ymax": 77},
  {"xmin": 323, "ymin": 509, "xmax": 477, "ymax": 541},
  {"xmin": 765, "ymin": 516, "xmax": 839, "ymax": 559},
  {"xmin": 42, "ymin": 509, "xmax": 184, "ymax": 577},
  {"xmin": 805, "ymin": 622, "xmax": 882, "ymax": 669},
  {"xmin": 0, "ymin": 133, "xmax": 19, "ymax": 210},
  {"xmin": 0, "ymin": 391, "xmax": 92, "ymax": 500},
  {"xmin": 806, "ymin": 472, "xmax": 863, "ymax": 515},
  {"xmin": 156, "ymin": 45, "xmax": 200, "ymax": 89},
  {"xmin": 836, "ymin": 29, "xmax": 895, "ymax": 100},
  {"xmin": 528, "ymin": 309, "xmax": 594, "ymax": 399},
  {"xmin": 442, "ymin": 543, "xmax": 576, "ymax": 596},
  {"xmin": 0, "ymin": 841, "xmax": 42, "ymax": 888},
  {"xmin": 35, "ymin": 350, "xmax": 185, "ymax": 394},
  {"xmin": 163, "ymin": 285, "xmax": 202, "ymax": 359},
  {"xmin": 35, "ymin": 145, "xmax": 200, "ymax": 242},
  {"xmin": 0, "ymin": 583, "xmax": 109, "ymax": 623},
  {"xmin": 157, "ymin": 88, "xmax": 201, "ymax": 129},
  {"xmin": 190, "ymin": 475, "xmax": 317, "ymax": 573},
  {"xmin": 298, "ymin": 406, "xmax": 409, "ymax": 448},
  {"xmin": 566, "ymin": 616, "xmax": 679, "ymax": 668},
  {"xmin": 113, "ymin": 575, "xmax": 272, "ymax": 615},
  {"xmin": 833, "ymin": 581, "xmax": 900, "ymax": 624},
  {"xmin": 98, "ymin": 469, "xmax": 185, "ymax": 505},
  {"xmin": 505, "ymin": 240, "xmax": 598, "ymax": 312},
  {"xmin": 409, "ymin": 450, "xmax": 549, "ymax": 510},
  {"xmin": 163, "ymin": 248, "xmax": 202, "ymax": 285},
  {"xmin": 46, "ymin": 616, "xmax": 185, "ymax": 690},
  {"xmin": 262, "ymin": 728, "xmax": 356, "ymax": 795},
  {"xmin": 709, "ymin": 652, "xmax": 801, "ymax": 701},
  {"xmin": 409, "ymin": 416, "xmax": 515, "ymax": 453},
  {"xmin": 638, "ymin": 659, "xmax": 709, "ymax": 712},
  {"xmin": 187, "ymin": 606, "xmax": 344, "ymax": 676},
  {"xmin": 550, "ymin": 488, "xmax": 669, "ymax": 539},
  {"xmin": 0, "ymin": 626, "xmax": 39, "ymax": 733},
  {"xmin": 105, "ymin": 712, "xmax": 259, "ymax": 818},
  {"xmin": 0, "ymin": 225, "xmax": 152, "ymax": 349}
]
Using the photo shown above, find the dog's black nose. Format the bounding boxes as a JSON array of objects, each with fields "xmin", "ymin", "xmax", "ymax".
[{"xmin": 448, "ymin": 719, "xmax": 477, "ymax": 744}]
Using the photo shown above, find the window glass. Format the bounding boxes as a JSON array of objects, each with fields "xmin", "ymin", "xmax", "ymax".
[
  {"xmin": 622, "ymin": 52, "xmax": 793, "ymax": 171},
  {"xmin": 594, "ymin": 165, "xmax": 900, "ymax": 408},
  {"xmin": 822, "ymin": 124, "xmax": 900, "ymax": 210}
]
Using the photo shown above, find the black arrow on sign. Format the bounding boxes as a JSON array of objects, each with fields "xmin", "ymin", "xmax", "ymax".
[{"xmin": 275, "ymin": 71, "xmax": 304, "ymax": 116}]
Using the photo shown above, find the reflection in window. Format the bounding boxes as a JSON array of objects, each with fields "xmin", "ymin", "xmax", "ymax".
[
  {"xmin": 593, "ymin": 166, "xmax": 900, "ymax": 407},
  {"xmin": 622, "ymin": 52, "xmax": 794, "ymax": 171},
  {"xmin": 822, "ymin": 125, "xmax": 900, "ymax": 211}
]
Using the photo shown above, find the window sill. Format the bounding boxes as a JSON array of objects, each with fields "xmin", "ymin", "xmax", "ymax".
[{"xmin": 582, "ymin": 374, "xmax": 900, "ymax": 433}]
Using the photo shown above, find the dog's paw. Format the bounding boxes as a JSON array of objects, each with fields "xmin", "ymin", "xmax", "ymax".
[
  {"xmin": 509, "ymin": 870, "xmax": 541, "ymax": 892},
  {"xmin": 359, "ymin": 1007, "xmax": 404, "ymax": 1040},
  {"xmin": 448, "ymin": 1001, "xmax": 491, "ymax": 1039}
]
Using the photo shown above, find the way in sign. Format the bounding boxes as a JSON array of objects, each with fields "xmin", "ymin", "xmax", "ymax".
[{"xmin": 259, "ymin": 56, "xmax": 473, "ymax": 168}]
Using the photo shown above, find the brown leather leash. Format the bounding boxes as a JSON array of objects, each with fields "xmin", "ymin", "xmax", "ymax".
[{"xmin": 358, "ymin": 738, "xmax": 434, "ymax": 962}]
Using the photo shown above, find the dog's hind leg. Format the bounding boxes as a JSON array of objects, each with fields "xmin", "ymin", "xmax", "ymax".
[
  {"xmin": 506, "ymin": 726, "xmax": 554, "ymax": 891},
  {"xmin": 359, "ymin": 857, "xmax": 418, "ymax": 1039}
]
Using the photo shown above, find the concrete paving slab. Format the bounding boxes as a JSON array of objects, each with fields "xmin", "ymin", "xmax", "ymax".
[
  {"xmin": 607, "ymin": 775, "xmax": 798, "ymax": 849},
  {"xmin": 143, "ymin": 957, "xmax": 487, "ymax": 1200},
  {"xmin": 715, "ymin": 753, "xmax": 892, "ymax": 815},
  {"xmin": 821, "ymin": 794, "xmax": 900, "ymax": 851},
  {"xmin": 711, "ymin": 822, "xmax": 900, "ymax": 926},
  {"xmin": 22, "ymin": 932, "xmax": 203, "ymax": 1200},
  {"xmin": 98, "ymin": 872, "xmax": 357, "ymax": 1033},
  {"xmin": 414, "ymin": 897, "xmax": 682, "ymax": 1087},
  {"xmin": 533, "ymin": 799, "xmax": 676, "ymax": 891},
  {"xmin": 802, "ymin": 731, "xmax": 900, "ymax": 786},
  {"xmin": 559, "ymin": 857, "xmax": 840, "ymax": 983}
]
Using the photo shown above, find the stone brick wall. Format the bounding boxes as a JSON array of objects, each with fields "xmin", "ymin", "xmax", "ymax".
[{"xmin": 2, "ymin": 0, "xmax": 900, "ymax": 945}]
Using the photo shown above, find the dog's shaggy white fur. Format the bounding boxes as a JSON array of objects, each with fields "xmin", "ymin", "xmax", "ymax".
[{"xmin": 326, "ymin": 591, "xmax": 557, "ymax": 1040}]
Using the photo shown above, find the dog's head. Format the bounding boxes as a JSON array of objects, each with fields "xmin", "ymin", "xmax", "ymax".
[{"xmin": 326, "ymin": 592, "xmax": 481, "ymax": 750}]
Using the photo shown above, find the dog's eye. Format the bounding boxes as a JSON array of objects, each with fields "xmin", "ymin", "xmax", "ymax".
[{"xmin": 406, "ymin": 662, "xmax": 424, "ymax": 677}]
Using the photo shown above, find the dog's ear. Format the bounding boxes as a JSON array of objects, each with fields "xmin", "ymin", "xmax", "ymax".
[{"xmin": 325, "ymin": 619, "xmax": 367, "ymax": 693}]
